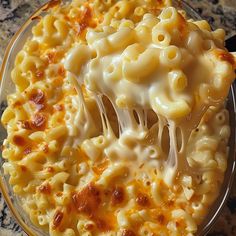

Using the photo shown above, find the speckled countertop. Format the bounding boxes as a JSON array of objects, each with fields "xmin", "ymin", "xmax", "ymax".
[{"xmin": 0, "ymin": 0, "xmax": 236, "ymax": 236}]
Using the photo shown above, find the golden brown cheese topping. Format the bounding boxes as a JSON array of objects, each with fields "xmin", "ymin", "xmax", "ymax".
[{"xmin": 72, "ymin": 183, "xmax": 101, "ymax": 216}]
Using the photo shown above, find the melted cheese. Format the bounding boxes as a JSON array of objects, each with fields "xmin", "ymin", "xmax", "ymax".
[{"xmin": 64, "ymin": 11, "xmax": 235, "ymax": 185}]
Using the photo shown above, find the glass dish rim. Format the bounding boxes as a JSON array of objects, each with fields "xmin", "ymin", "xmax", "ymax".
[{"xmin": 0, "ymin": 1, "xmax": 235, "ymax": 235}]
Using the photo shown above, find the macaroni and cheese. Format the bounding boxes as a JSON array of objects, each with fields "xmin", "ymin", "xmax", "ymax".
[{"xmin": 1, "ymin": 0, "xmax": 236, "ymax": 235}]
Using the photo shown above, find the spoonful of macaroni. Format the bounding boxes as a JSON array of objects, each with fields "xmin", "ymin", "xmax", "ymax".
[{"xmin": 65, "ymin": 6, "xmax": 236, "ymax": 185}]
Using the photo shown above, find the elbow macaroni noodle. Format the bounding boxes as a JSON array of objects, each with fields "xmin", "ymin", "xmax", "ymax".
[{"xmin": 1, "ymin": 0, "xmax": 236, "ymax": 235}]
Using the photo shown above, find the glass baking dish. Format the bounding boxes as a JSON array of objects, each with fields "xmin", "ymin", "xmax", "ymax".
[{"xmin": 0, "ymin": 1, "xmax": 235, "ymax": 235}]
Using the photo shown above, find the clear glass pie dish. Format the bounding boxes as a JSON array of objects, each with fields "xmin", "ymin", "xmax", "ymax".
[{"xmin": 0, "ymin": 1, "xmax": 235, "ymax": 236}]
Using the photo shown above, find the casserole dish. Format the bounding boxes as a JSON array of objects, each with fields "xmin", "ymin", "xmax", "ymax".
[{"xmin": 0, "ymin": 1, "xmax": 235, "ymax": 235}]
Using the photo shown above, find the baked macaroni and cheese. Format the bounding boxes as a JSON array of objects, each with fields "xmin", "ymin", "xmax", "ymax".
[{"xmin": 1, "ymin": 0, "xmax": 236, "ymax": 235}]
